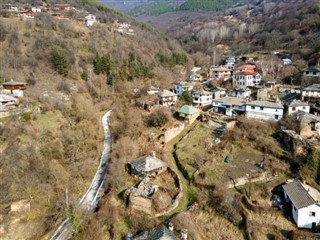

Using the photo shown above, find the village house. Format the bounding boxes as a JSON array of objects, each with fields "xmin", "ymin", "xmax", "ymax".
[
  {"xmin": 174, "ymin": 81, "xmax": 194, "ymax": 95},
  {"xmin": 0, "ymin": 94, "xmax": 18, "ymax": 111},
  {"xmin": 301, "ymin": 84, "xmax": 320, "ymax": 102},
  {"xmin": 283, "ymin": 179, "xmax": 320, "ymax": 229},
  {"xmin": 282, "ymin": 57, "xmax": 292, "ymax": 65},
  {"xmin": 303, "ymin": 66, "xmax": 320, "ymax": 77},
  {"xmin": 211, "ymin": 87, "xmax": 226, "ymax": 99},
  {"xmin": 256, "ymin": 88, "xmax": 268, "ymax": 101},
  {"xmin": 245, "ymin": 101, "xmax": 284, "ymax": 121},
  {"xmin": 192, "ymin": 89, "xmax": 212, "ymax": 106},
  {"xmin": 125, "ymin": 178, "xmax": 158, "ymax": 214},
  {"xmin": 293, "ymin": 111, "xmax": 320, "ymax": 138},
  {"xmin": 156, "ymin": 90, "xmax": 177, "ymax": 106},
  {"xmin": 126, "ymin": 153, "xmax": 168, "ymax": 178},
  {"xmin": 209, "ymin": 66, "xmax": 232, "ymax": 81},
  {"xmin": 188, "ymin": 67, "xmax": 204, "ymax": 82},
  {"xmin": 230, "ymin": 88, "xmax": 251, "ymax": 99},
  {"xmin": 224, "ymin": 56, "xmax": 236, "ymax": 69},
  {"xmin": 212, "ymin": 96, "xmax": 246, "ymax": 116},
  {"xmin": 1, "ymin": 80, "xmax": 27, "ymax": 97},
  {"xmin": 284, "ymin": 99, "xmax": 310, "ymax": 115},
  {"xmin": 147, "ymin": 86, "xmax": 160, "ymax": 95},
  {"xmin": 178, "ymin": 105, "xmax": 199, "ymax": 124},
  {"xmin": 114, "ymin": 20, "xmax": 135, "ymax": 35},
  {"xmin": 232, "ymin": 65, "xmax": 261, "ymax": 90},
  {"xmin": 84, "ymin": 14, "xmax": 96, "ymax": 27}
]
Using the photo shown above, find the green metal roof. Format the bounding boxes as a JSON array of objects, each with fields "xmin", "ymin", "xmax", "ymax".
[{"xmin": 178, "ymin": 105, "xmax": 199, "ymax": 115}]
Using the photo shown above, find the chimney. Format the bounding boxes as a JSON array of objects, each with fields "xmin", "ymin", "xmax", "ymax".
[
  {"xmin": 168, "ymin": 222, "xmax": 174, "ymax": 231},
  {"xmin": 151, "ymin": 151, "xmax": 156, "ymax": 158},
  {"xmin": 181, "ymin": 229, "xmax": 188, "ymax": 240}
]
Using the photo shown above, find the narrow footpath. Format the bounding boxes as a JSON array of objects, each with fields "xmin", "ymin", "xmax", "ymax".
[{"xmin": 49, "ymin": 110, "xmax": 112, "ymax": 240}]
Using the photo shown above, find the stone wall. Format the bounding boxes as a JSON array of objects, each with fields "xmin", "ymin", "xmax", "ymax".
[
  {"xmin": 155, "ymin": 167, "xmax": 183, "ymax": 217},
  {"xmin": 164, "ymin": 123, "xmax": 185, "ymax": 143},
  {"xmin": 223, "ymin": 172, "xmax": 269, "ymax": 189}
]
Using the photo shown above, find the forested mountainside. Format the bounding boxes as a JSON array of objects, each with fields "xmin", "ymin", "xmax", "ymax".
[
  {"xmin": 138, "ymin": 0, "xmax": 320, "ymax": 67},
  {"xmin": 0, "ymin": 1, "xmax": 190, "ymax": 239}
]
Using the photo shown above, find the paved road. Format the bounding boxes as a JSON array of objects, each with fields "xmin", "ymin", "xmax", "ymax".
[{"xmin": 49, "ymin": 110, "xmax": 112, "ymax": 240}]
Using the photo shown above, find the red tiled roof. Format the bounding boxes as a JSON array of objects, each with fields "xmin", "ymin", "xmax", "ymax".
[
  {"xmin": 235, "ymin": 71, "xmax": 257, "ymax": 76},
  {"xmin": 237, "ymin": 65, "xmax": 256, "ymax": 71}
]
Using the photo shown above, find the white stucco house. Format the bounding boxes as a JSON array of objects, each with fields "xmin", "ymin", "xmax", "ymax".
[
  {"xmin": 229, "ymin": 88, "xmax": 251, "ymax": 99},
  {"xmin": 212, "ymin": 96, "xmax": 246, "ymax": 116},
  {"xmin": 84, "ymin": 14, "xmax": 97, "ymax": 27},
  {"xmin": 233, "ymin": 71, "xmax": 262, "ymax": 89},
  {"xmin": 284, "ymin": 100, "xmax": 310, "ymax": 115},
  {"xmin": 156, "ymin": 90, "xmax": 177, "ymax": 106},
  {"xmin": 301, "ymin": 84, "xmax": 320, "ymax": 102},
  {"xmin": 245, "ymin": 101, "xmax": 284, "ymax": 121},
  {"xmin": 174, "ymin": 81, "xmax": 194, "ymax": 95},
  {"xmin": 303, "ymin": 67, "xmax": 320, "ymax": 77},
  {"xmin": 192, "ymin": 90, "xmax": 212, "ymax": 106},
  {"xmin": 283, "ymin": 179, "xmax": 320, "ymax": 229}
]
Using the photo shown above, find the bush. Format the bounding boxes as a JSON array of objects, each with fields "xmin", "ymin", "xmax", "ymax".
[
  {"xmin": 145, "ymin": 109, "xmax": 169, "ymax": 127},
  {"xmin": 50, "ymin": 47, "xmax": 69, "ymax": 76},
  {"xmin": 22, "ymin": 112, "xmax": 31, "ymax": 121}
]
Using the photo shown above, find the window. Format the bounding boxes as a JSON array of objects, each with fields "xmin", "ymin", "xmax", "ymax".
[
  {"xmin": 310, "ymin": 211, "xmax": 316, "ymax": 217},
  {"xmin": 303, "ymin": 106, "xmax": 306, "ymax": 110},
  {"xmin": 275, "ymin": 115, "xmax": 279, "ymax": 120},
  {"xmin": 292, "ymin": 107, "xmax": 296, "ymax": 111},
  {"xmin": 260, "ymin": 107, "xmax": 264, "ymax": 110},
  {"xmin": 251, "ymin": 106, "xmax": 255, "ymax": 110},
  {"xmin": 275, "ymin": 109, "xmax": 278, "ymax": 112}
]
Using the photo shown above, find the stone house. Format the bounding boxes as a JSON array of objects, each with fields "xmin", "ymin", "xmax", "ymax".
[
  {"xmin": 211, "ymin": 87, "xmax": 226, "ymax": 99},
  {"xmin": 125, "ymin": 178, "xmax": 158, "ymax": 214},
  {"xmin": 293, "ymin": 111, "xmax": 320, "ymax": 138},
  {"xmin": 283, "ymin": 179, "xmax": 320, "ymax": 229},
  {"xmin": 127, "ymin": 154, "xmax": 168, "ymax": 178}
]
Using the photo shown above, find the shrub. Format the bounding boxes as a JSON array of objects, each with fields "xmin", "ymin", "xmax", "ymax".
[
  {"xmin": 50, "ymin": 47, "xmax": 69, "ymax": 76},
  {"xmin": 22, "ymin": 112, "xmax": 31, "ymax": 121},
  {"xmin": 145, "ymin": 109, "xmax": 169, "ymax": 127}
]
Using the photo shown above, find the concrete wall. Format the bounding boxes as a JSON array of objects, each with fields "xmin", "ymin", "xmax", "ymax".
[{"xmin": 164, "ymin": 123, "xmax": 185, "ymax": 143}]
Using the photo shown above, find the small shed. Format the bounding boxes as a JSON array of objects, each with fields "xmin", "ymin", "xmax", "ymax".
[{"xmin": 178, "ymin": 105, "xmax": 199, "ymax": 124}]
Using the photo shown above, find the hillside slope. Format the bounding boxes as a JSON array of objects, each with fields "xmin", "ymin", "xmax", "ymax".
[
  {"xmin": 0, "ymin": 2, "xmax": 189, "ymax": 239},
  {"xmin": 138, "ymin": 0, "xmax": 320, "ymax": 67}
]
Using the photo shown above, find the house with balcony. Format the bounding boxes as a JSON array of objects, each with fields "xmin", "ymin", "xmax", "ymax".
[
  {"xmin": 192, "ymin": 90, "xmax": 212, "ymax": 106},
  {"xmin": 283, "ymin": 179, "xmax": 320, "ymax": 229},
  {"xmin": 232, "ymin": 71, "xmax": 262, "ymax": 90},
  {"xmin": 1, "ymin": 80, "xmax": 27, "ymax": 97},
  {"xmin": 210, "ymin": 66, "xmax": 232, "ymax": 81},
  {"xmin": 212, "ymin": 96, "xmax": 246, "ymax": 116},
  {"xmin": 301, "ymin": 84, "xmax": 320, "ymax": 102},
  {"xmin": 156, "ymin": 90, "xmax": 177, "ymax": 106},
  {"xmin": 245, "ymin": 101, "xmax": 283, "ymax": 121}
]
